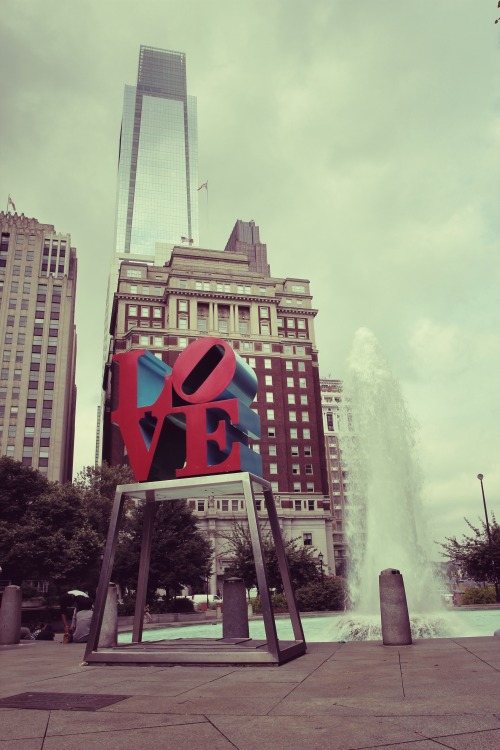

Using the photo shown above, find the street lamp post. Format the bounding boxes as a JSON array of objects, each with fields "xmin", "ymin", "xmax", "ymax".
[
  {"xmin": 477, "ymin": 474, "xmax": 500, "ymax": 603},
  {"xmin": 318, "ymin": 551, "xmax": 324, "ymax": 587}
]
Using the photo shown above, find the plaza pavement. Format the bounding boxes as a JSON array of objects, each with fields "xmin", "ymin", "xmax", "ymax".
[{"xmin": 0, "ymin": 634, "xmax": 499, "ymax": 749}]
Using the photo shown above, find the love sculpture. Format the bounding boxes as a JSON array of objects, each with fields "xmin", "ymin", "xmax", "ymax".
[
  {"xmin": 111, "ymin": 337, "xmax": 263, "ymax": 482},
  {"xmin": 85, "ymin": 337, "xmax": 306, "ymax": 667}
]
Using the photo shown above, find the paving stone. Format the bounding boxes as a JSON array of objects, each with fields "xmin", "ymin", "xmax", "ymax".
[
  {"xmin": 435, "ymin": 729, "xmax": 500, "ymax": 749},
  {"xmin": 103, "ymin": 693, "xmax": 276, "ymax": 715},
  {"xmin": 0, "ymin": 708, "xmax": 49, "ymax": 740},
  {"xmin": 45, "ymin": 710, "xmax": 207, "ymax": 736},
  {"xmin": 209, "ymin": 714, "xmax": 423, "ymax": 750},
  {"xmin": 383, "ymin": 713, "xmax": 500, "ymax": 737},
  {"xmin": 41, "ymin": 721, "xmax": 234, "ymax": 749}
]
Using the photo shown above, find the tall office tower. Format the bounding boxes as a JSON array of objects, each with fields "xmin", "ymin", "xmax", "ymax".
[
  {"xmin": 101, "ymin": 46, "xmax": 200, "ymax": 447},
  {"xmin": 115, "ymin": 46, "xmax": 199, "ymax": 256},
  {"xmin": 0, "ymin": 212, "xmax": 77, "ymax": 482},
  {"xmin": 103, "ymin": 220, "xmax": 335, "ymax": 594},
  {"xmin": 320, "ymin": 378, "xmax": 352, "ymax": 576}
]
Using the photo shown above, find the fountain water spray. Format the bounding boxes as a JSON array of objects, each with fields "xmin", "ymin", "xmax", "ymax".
[{"xmin": 323, "ymin": 329, "xmax": 448, "ymax": 640}]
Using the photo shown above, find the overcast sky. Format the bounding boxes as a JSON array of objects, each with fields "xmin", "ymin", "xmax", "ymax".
[{"xmin": 1, "ymin": 0, "xmax": 499, "ymax": 553}]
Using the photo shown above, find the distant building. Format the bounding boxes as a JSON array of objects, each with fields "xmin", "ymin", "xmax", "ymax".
[
  {"xmin": 103, "ymin": 220, "xmax": 335, "ymax": 593},
  {"xmin": 0, "ymin": 212, "xmax": 77, "ymax": 482},
  {"xmin": 102, "ymin": 46, "xmax": 200, "ymax": 433},
  {"xmin": 114, "ymin": 46, "xmax": 199, "ymax": 256},
  {"xmin": 320, "ymin": 378, "xmax": 352, "ymax": 576}
]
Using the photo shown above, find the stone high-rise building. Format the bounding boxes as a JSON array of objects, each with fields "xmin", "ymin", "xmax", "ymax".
[
  {"xmin": 0, "ymin": 212, "xmax": 77, "ymax": 482},
  {"xmin": 320, "ymin": 378, "xmax": 352, "ymax": 576},
  {"xmin": 103, "ymin": 220, "xmax": 335, "ymax": 592}
]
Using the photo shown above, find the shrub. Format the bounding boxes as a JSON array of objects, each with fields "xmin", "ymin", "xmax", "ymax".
[
  {"xmin": 165, "ymin": 597, "xmax": 195, "ymax": 613},
  {"xmin": 295, "ymin": 577, "xmax": 347, "ymax": 612},
  {"xmin": 250, "ymin": 593, "xmax": 288, "ymax": 614},
  {"xmin": 461, "ymin": 586, "xmax": 496, "ymax": 605},
  {"xmin": 21, "ymin": 584, "xmax": 42, "ymax": 600}
]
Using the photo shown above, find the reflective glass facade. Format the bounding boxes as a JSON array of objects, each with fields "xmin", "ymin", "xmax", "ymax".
[{"xmin": 114, "ymin": 47, "xmax": 199, "ymax": 256}]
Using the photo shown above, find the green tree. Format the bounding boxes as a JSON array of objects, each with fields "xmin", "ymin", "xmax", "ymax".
[
  {"xmin": 0, "ymin": 464, "xmax": 101, "ymax": 589},
  {"xmin": 74, "ymin": 462, "xmax": 135, "ymax": 540},
  {"xmin": 112, "ymin": 499, "xmax": 213, "ymax": 600},
  {"xmin": 440, "ymin": 517, "xmax": 500, "ymax": 590},
  {"xmin": 0, "ymin": 458, "xmax": 134, "ymax": 593},
  {"xmin": 221, "ymin": 521, "xmax": 321, "ymax": 594}
]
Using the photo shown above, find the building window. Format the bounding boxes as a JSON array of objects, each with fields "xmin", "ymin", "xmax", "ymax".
[
  {"xmin": 300, "ymin": 395, "xmax": 308, "ymax": 405},
  {"xmin": 266, "ymin": 409, "xmax": 275, "ymax": 420},
  {"xmin": 290, "ymin": 428, "xmax": 298, "ymax": 439},
  {"xmin": 178, "ymin": 316, "xmax": 188, "ymax": 330},
  {"xmin": 268, "ymin": 427, "xmax": 276, "ymax": 437},
  {"xmin": 294, "ymin": 490, "xmax": 301, "ymax": 500},
  {"xmin": 286, "ymin": 377, "xmax": 294, "ymax": 388},
  {"xmin": 303, "ymin": 532, "xmax": 312, "ymax": 546},
  {"xmin": 306, "ymin": 482, "xmax": 314, "ymax": 492},
  {"xmin": 266, "ymin": 392, "xmax": 273, "ymax": 403},
  {"xmin": 297, "ymin": 319, "xmax": 306, "ymax": 330},
  {"xmin": 292, "ymin": 464, "xmax": 300, "ymax": 474},
  {"xmin": 178, "ymin": 299, "xmax": 188, "ymax": 312},
  {"xmin": 154, "ymin": 336, "xmax": 163, "ymax": 347},
  {"xmin": 304, "ymin": 446, "xmax": 312, "ymax": 457},
  {"xmin": 271, "ymin": 481, "xmax": 279, "ymax": 492},
  {"xmin": 178, "ymin": 337, "xmax": 188, "ymax": 348},
  {"xmin": 153, "ymin": 308, "xmax": 162, "ymax": 319},
  {"xmin": 291, "ymin": 445, "xmax": 299, "ymax": 455},
  {"xmin": 289, "ymin": 411, "xmax": 297, "ymax": 422},
  {"xmin": 264, "ymin": 358, "xmax": 272, "ymax": 369},
  {"xmin": 298, "ymin": 361, "xmax": 305, "ymax": 371},
  {"xmin": 139, "ymin": 335, "xmax": 150, "ymax": 345},
  {"xmin": 302, "ymin": 411, "xmax": 309, "ymax": 422},
  {"xmin": 269, "ymin": 463, "xmax": 278, "ymax": 474},
  {"xmin": 265, "ymin": 375, "xmax": 272, "ymax": 386},
  {"xmin": 231, "ymin": 499, "xmax": 239, "ymax": 512},
  {"xmin": 127, "ymin": 269, "xmax": 142, "ymax": 278},
  {"xmin": 303, "ymin": 428, "xmax": 310, "ymax": 439},
  {"xmin": 308, "ymin": 499, "xmax": 315, "ymax": 511},
  {"xmin": 128, "ymin": 305, "xmax": 138, "ymax": 316},
  {"xmin": 326, "ymin": 412, "xmax": 334, "ymax": 431},
  {"xmin": 287, "ymin": 394, "xmax": 295, "ymax": 404},
  {"xmin": 268, "ymin": 445, "xmax": 276, "ymax": 456},
  {"xmin": 299, "ymin": 378, "xmax": 306, "ymax": 388},
  {"xmin": 285, "ymin": 361, "xmax": 293, "ymax": 371},
  {"xmin": 197, "ymin": 500, "xmax": 205, "ymax": 511},
  {"xmin": 259, "ymin": 306, "xmax": 269, "ymax": 318},
  {"xmin": 305, "ymin": 464, "xmax": 313, "ymax": 474}
]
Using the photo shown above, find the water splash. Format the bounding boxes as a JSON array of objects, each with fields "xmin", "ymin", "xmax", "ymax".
[{"xmin": 338, "ymin": 328, "xmax": 443, "ymax": 633}]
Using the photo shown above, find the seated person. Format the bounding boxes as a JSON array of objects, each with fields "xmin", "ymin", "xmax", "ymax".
[
  {"xmin": 59, "ymin": 592, "xmax": 76, "ymax": 632},
  {"xmin": 70, "ymin": 597, "xmax": 93, "ymax": 643},
  {"xmin": 34, "ymin": 623, "xmax": 55, "ymax": 641}
]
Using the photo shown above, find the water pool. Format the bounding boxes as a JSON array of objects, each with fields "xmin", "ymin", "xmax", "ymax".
[{"xmin": 118, "ymin": 609, "xmax": 500, "ymax": 644}]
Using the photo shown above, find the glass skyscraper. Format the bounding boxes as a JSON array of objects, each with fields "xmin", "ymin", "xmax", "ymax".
[{"xmin": 114, "ymin": 46, "xmax": 199, "ymax": 255}]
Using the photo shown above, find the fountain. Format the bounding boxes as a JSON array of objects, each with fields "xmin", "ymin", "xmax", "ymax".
[{"xmin": 329, "ymin": 328, "xmax": 449, "ymax": 640}]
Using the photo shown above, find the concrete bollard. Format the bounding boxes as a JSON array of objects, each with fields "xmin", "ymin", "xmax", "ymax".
[
  {"xmin": 223, "ymin": 577, "xmax": 249, "ymax": 639},
  {"xmin": 98, "ymin": 583, "xmax": 118, "ymax": 648},
  {"xmin": 0, "ymin": 585, "xmax": 22, "ymax": 645},
  {"xmin": 379, "ymin": 569, "xmax": 412, "ymax": 646}
]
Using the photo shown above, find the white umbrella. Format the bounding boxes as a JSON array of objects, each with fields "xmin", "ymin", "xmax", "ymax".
[{"xmin": 67, "ymin": 590, "xmax": 89, "ymax": 598}]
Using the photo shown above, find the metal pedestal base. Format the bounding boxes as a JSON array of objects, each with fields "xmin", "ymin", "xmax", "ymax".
[{"xmin": 84, "ymin": 472, "xmax": 306, "ymax": 666}]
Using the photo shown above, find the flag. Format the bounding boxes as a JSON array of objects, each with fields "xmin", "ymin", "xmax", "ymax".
[
  {"xmin": 197, "ymin": 182, "xmax": 208, "ymax": 191},
  {"xmin": 7, "ymin": 195, "xmax": 16, "ymax": 212}
]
